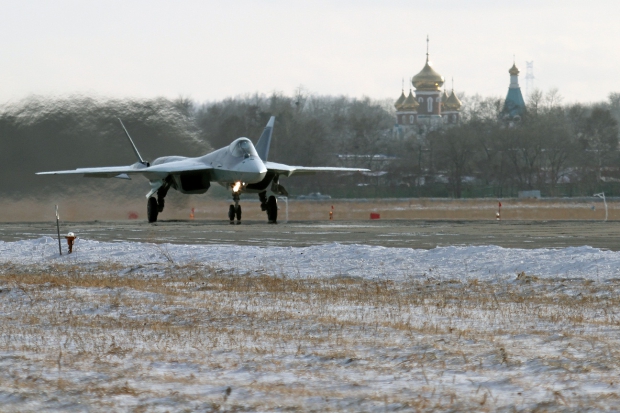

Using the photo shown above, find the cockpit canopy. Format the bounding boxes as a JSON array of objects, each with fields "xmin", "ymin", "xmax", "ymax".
[{"xmin": 229, "ymin": 138, "xmax": 258, "ymax": 159}]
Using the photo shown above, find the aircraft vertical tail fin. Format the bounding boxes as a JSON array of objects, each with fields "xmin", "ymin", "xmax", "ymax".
[{"xmin": 255, "ymin": 116, "xmax": 275, "ymax": 161}]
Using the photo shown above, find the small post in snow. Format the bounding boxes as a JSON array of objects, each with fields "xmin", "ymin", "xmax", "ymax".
[
  {"xmin": 55, "ymin": 205, "xmax": 62, "ymax": 255},
  {"xmin": 496, "ymin": 201, "xmax": 502, "ymax": 221},
  {"xmin": 594, "ymin": 192, "xmax": 608, "ymax": 221}
]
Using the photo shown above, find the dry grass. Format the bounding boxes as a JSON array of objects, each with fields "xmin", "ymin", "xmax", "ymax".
[
  {"xmin": 1, "ymin": 263, "xmax": 620, "ymax": 411},
  {"xmin": 1, "ymin": 197, "xmax": 617, "ymax": 222}
]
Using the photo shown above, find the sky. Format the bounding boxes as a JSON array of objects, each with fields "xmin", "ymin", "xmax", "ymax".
[{"xmin": 1, "ymin": 0, "xmax": 619, "ymax": 105}]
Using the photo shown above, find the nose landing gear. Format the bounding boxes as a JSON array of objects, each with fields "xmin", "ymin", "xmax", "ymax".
[
  {"xmin": 229, "ymin": 179, "xmax": 281, "ymax": 225},
  {"xmin": 229, "ymin": 191, "xmax": 242, "ymax": 224}
]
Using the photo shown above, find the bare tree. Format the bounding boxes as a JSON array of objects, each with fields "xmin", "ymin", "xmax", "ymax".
[{"xmin": 432, "ymin": 124, "xmax": 480, "ymax": 198}]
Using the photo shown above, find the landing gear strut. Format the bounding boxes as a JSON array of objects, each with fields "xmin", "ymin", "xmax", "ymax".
[
  {"xmin": 271, "ymin": 174, "xmax": 288, "ymax": 196},
  {"xmin": 157, "ymin": 183, "xmax": 169, "ymax": 213}
]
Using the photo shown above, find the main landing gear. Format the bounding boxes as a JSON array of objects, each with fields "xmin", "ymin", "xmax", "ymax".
[
  {"xmin": 147, "ymin": 197, "xmax": 158, "ymax": 223},
  {"xmin": 259, "ymin": 191, "xmax": 278, "ymax": 224},
  {"xmin": 147, "ymin": 182, "xmax": 170, "ymax": 223}
]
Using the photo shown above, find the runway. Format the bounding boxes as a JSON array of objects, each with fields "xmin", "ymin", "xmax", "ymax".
[{"xmin": 1, "ymin": 219, "xmax": 619, "ymax": 250}]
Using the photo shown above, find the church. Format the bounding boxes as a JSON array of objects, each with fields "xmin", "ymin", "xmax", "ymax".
[
  {"xmin": 395, "ymin": 39, "xmax": 526, "ymax": 129},
  {"xmin": 394, "ymin": 39, "xmax": 462, "ymax": 130}
]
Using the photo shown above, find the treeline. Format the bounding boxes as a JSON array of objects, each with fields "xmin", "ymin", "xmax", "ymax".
[
  {"xmin": 421, "ymin": 90, "xmax": 620, "ymax": 198},
  {"xmin": 194, "ymin": 90, "xmax": 620, "ymax": 198},
  {"xmin": 3, "ymin": 91, "xmax": 620, "ymax": 200},
  {"xmin": 195, "ymin": 92, "xmax": 395, "ymax": 167},
  {"xmin": 0, "ymin": 95, "xmax": 207, "ymax": 199}
]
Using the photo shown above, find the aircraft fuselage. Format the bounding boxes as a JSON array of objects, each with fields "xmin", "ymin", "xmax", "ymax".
[{"xmin": 149, "ymin": 137, "xmax": 268, "ymax": 195}]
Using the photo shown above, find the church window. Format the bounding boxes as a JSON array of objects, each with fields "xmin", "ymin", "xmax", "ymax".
[
  {"xmin": 418, "ymin": 98, "xmax": 423, "ymax": 103},
  {"xmin": 409, "ymin": 115, "xmax": 414, "ymax": 124},
  {"xmin": 427, "ymin": 97, "xmax": 433, "ymax": 113}
]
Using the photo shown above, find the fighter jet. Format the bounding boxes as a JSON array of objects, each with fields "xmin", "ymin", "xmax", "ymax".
[{"xmin": 37, "ymin": 116, "xmax": 369, "ymax": 223}]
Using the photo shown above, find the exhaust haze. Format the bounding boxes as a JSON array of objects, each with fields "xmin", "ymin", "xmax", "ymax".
[{"xmin": 0, "ymin": 95, "xmax": 210, "ymax": 220}]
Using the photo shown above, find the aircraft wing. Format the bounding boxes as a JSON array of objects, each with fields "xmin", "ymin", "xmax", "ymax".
[
  {"xmin": 36, "ymin": 165, "xmax": 148, "ymax": 178},
  {"xmin": 37, "ymin": 160, "xmax": 212, "ymax": 179},
  {"xmin": 264, "ymin": 161, "xmax": 369, "ymax": 177}
]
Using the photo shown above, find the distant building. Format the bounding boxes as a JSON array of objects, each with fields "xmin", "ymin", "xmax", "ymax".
[
  {"xmin": 394, "ymin": 38, "xmax": 461, "ymax": 131},
  {"xmin": 500, "ymin": 62, "xmax": 526, "ymax": 123}
]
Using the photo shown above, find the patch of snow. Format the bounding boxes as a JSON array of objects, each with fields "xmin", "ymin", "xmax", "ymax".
[{"xmin": 1, "ymin": 237, "xmax": 619, "ymax": 281}]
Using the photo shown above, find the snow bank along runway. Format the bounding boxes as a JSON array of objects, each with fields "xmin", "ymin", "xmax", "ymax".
[
  {"xmin": 2, "ymin": 227, "xmax": 620, "ymax": 410},
  {"xmin": 3, "ymin": 236, "xmax": 620, "ymax": 282}
]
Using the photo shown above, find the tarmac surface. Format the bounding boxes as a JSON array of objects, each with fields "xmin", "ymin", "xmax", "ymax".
[{"xmin": 1, "ymin": 219, "xmax": 619, "ymax": 250}]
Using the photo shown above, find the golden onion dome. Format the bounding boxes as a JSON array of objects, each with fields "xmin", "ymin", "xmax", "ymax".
[
  {"xmin": 444, "ymin": 91, "xmax": 462, "ymax": 111},
  {"xmin": 401, "ymin": 90, "xmax": 419, "ymax": 111},
  {"xmin": 394, "ymin": 90, "xmax": 407, "ymax": 110},
  {"xmin": 412, "ymin": 58, "xmax": 444, "ymax": 91},
  {"xmin": 509, "ymin": 63, "xmax": 520, "ymax": 76},
  {"xmin": 441, "ymin": 89, "xmax": 450, "ymax": 107}
]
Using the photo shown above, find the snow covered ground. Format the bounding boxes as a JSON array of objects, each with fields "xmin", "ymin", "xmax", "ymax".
[
  {"xmin": 3, "ymin": 236, "xmax": 620, "ymax": 282},
  {"xmin": 1, "ymin": 237, "xmax": 620, "ymax": 411}
]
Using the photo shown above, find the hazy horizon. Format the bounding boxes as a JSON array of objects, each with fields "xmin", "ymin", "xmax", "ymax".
[{"xmin": 1, "ymin": 1, "xmax": 619, "ymax": 105}]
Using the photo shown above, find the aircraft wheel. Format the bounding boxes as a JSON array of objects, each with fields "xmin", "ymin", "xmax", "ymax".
[
  {"xmin": 147, "ymin": 197, "xmax": 159, "ymax": 223},
  {"xmin": 228, "ymin": 205, "xmax": 236, "ymax": 224},
  {"xmin": 235, "ymin": 205, "xmax": 242, "ymax": 223},
  {"xmin": 267, "ymin": 195, "xmax": 278, "ymax": 224}
]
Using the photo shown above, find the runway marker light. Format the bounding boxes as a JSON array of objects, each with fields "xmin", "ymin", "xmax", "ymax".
[
  {"xmin": 65, "ymin": 232, "xmax": 76, "ymax": 254},
  {"xmin": 497, "ymin": 201, "xmax": 502, "ymax": 221}
]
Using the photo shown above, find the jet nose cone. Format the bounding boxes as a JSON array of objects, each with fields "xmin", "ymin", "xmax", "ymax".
[
  {"xmin": 239, "ymin": 157, "xmax": 267, "ymax": 174},
  {"xmin": 236, "ymin": 157, "xmax": 267, "ymax": 182}
]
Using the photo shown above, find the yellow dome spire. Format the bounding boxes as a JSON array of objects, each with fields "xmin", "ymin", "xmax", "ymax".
[
  {"xmin": 401, "ymin": 89, "xmax": 419, "ymax": 111},
  {"xmin": 445, "ymin": 91, "xmax": 462, "ymax": 110},
  {"xmin": 509, "ymin": 57, "xmax": 520, "ymax": 76},
  {"xmin": 441, "ymin": 88, "xmax": 450, "ymax": 108},
  {"xmin": 394, "ymin": 87, "xmax": 406, "ymax": 110},
  {"xmin": 411, "ymin": 36, "xmax": 444, "ymax": 91},
  {"xmin": 444, "ymin": 78, "xmax": 462, "ymax": 110}
]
